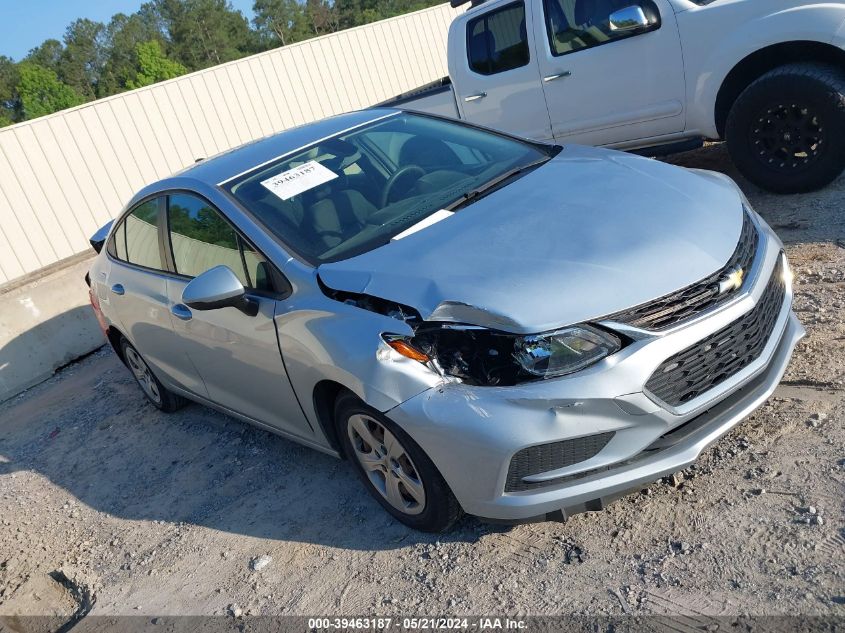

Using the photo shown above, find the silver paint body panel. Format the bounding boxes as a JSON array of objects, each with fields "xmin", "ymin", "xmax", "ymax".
[
  {"xmin": 89, "ymin": 109, "xmax": 803, "ymax": 521},
  {"xmin": 319, "ymin": 144, "xmax": 745, "ymax": 333}
]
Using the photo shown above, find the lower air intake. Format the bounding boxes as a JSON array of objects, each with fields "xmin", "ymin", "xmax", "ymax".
[{"xmin": 505, "ymin": 432, "xmax": 615, "ymax": 492}]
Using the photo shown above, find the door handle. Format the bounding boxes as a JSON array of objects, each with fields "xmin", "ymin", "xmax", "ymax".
[
  {"xmin": 110, "ymin": 284, "xmax": 125, "ymax": 296},
  {"xmin": 170, "ymin": 304, "xmax": 193, "ymax": 321},
  {"xmin": 464, "ymin": 92, "xmax": 487, "ymax": 102},
  {"xmin": 543, "ymin": 71, "xmax": 572, "ymax": 82}
]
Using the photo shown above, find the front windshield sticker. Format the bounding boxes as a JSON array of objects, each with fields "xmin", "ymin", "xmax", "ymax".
[{"xmin": 260, "ymin": 160, "xmax": 338, "ymax": 201}]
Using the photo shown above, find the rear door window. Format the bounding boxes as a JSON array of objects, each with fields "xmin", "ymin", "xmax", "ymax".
[{"xmin": 467, "ymin": 2, "xmax": 530, "ymax": 75}]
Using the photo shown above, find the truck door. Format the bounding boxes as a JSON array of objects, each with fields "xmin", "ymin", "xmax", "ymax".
[
  {"xmin": 534, "ymin": 0, "xmax": 686, "ymax": 147},
  {"xmin": 451, "ymin": 0, "xmax": 553, "ymax": 141}
]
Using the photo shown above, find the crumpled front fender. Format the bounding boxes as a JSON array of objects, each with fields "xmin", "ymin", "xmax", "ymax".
[{"xmin": 275, "ymin": 289, "xmax": 444, "ymax": 436}]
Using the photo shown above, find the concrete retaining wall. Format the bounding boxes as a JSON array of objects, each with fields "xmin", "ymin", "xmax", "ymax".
[{"xmin": 0, "ymin": 257, "xmax": 104, "ymax": 403}]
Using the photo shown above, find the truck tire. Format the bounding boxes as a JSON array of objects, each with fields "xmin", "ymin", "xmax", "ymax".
[{"xmin": 725, "ymin": 63, "xmax": 845, "ymax": 194}]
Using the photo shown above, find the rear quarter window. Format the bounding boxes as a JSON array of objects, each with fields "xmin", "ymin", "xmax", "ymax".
[{"xmin": 111, "ymin": 199, "xmax": 163, "ymax": 270}]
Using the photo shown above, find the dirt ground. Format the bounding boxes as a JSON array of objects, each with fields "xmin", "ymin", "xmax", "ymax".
[{"xmin": 0, "ymin": 144, "xmax": 843, "ymax": 626}]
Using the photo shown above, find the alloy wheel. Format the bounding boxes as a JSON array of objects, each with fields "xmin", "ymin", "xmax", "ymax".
[
  {"xmin": 347, "ymin": 414, "xmax": 426, "ymax": 515},
  {"xmin": 124, "ymin": 347, "xmax": 162, "ymax": 405},
  {"xmin": 751, "ymin": 103, "xmax": 825, "ymax": 171}
]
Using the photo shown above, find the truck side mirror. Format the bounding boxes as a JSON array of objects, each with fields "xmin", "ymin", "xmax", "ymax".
[{"xmin": 609, "ymin": 6, "xmax": 650, "ymax": 32}]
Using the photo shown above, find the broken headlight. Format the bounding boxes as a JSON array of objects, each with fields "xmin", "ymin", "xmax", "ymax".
[
  {"xmin": 406, "ymin": 323, "xmax": 621, "ymax": 386},
  {"xmin": 512, "ymin": 325, "xmax": 620, "ymax": 379}
]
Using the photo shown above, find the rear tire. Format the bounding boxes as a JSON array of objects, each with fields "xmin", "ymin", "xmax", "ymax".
[
  {"xmin": 726, "ymin": 63, "xmax": 845, "ymax": 194},
  {"xmin": 120, "ymin": 338, "xmax": 186, "ymax": 413},
  {"xmin": 335, "ymin": 392, "xmax": 462, "ymax": 532}
]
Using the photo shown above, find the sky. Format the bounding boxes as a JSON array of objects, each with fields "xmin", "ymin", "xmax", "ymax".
[{"xmin": 0, "ymin": 0, "xmax": 256, "ymax": 61}]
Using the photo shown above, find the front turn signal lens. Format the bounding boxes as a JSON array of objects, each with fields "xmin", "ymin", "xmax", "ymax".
[{"xmin": 386, "ymin": 339, "xmax": 430, "ymax": 363}]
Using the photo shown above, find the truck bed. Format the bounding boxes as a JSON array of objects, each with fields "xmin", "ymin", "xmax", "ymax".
[{"xmin": 377, "ymin": 77, "xmax": 459, "ymax": 118}]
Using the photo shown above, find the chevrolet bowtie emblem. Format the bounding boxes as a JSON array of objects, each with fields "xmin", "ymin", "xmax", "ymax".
[{"xmin": 717, "ymin": 266, "xmax": 745, "ymax": 295}]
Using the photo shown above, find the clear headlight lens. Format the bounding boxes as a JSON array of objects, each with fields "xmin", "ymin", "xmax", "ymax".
[{"xmin": 513, "ymin": 325, "xmax": 621, "ymax": 378}]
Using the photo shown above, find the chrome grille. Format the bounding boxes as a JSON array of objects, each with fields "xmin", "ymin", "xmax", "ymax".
[
  {"xmin": 606, "ymin": 210, "xmax": 759, "ymax": 331},
  {"xmin": 645, "ymin": 257, "xmax": 786, "ymax": 408}
]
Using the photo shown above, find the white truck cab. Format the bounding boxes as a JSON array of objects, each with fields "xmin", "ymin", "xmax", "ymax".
[{"xmin": 387, "ymin": 0, "xmax": 845, "ymax": 193}]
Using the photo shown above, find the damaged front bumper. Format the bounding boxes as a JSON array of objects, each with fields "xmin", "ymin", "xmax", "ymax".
[{"xmin": 387, "ymin": 236, "xmax": 805, "ymax": 522}]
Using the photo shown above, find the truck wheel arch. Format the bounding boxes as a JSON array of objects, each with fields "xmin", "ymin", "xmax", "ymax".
[{"xmin": 715, "ymin": 41, "xmax": 845, "ymax": 138}]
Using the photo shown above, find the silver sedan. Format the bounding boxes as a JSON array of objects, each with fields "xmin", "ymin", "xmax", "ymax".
[{"xmin": 87, "ymin": 109, "xmax": 804, "ymax": 531}]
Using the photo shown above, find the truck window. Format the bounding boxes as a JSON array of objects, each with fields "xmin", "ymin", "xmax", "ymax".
[
  {"xmin": 467, "ymin": 2, "xmax": 529, "ymax": 75},
  {"xmin": 543, "ymin": 0, "xmax": 660, "ymax": 56}
]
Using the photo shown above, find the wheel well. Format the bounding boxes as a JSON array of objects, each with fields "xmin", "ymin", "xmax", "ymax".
[
  {"xmin": 715, "ymin": 41, "xmax": 845, "ymax": 137},
  {"xmin": 312, "ymin": 380, "xmax": 354, "ymax": 456},
  {"xmin": 106, "ymin": 326, "xmax": 128, "ymax": 365}
]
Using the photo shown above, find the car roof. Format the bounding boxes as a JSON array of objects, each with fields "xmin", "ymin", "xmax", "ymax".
[{"xmin": 147, "ymin": 108, "xmax": 400, "ymax": 192}]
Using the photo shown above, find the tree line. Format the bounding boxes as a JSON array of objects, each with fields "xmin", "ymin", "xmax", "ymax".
[{"xmin": 0, "ymin": 0, "xmax": 442, "ymax": 128}]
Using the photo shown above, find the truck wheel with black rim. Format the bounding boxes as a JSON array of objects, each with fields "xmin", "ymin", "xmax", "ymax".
[
  {"xmin": 726, "ymin": 63, "xmax": 845, "ymax": 194},
  {"xmin": 335, "ymin": 392, "xmax": 462, "ymax": 532},
  {"xmin": 120, "ymin": 338, "xmax": 186, "ymax": 413}
]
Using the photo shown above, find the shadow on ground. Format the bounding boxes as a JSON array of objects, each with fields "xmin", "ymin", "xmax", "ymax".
[
  {"xmin": 0, "ymin": 304, "xmax": 103, "ymax": 403},
  {"xmin": 0, "ymin": 351, "xmax": 494, "ymax": 551}
]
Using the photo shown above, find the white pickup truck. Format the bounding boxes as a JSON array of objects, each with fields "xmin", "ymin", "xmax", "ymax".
[{"xmin": 384, "ymin": 0, "xmax": 845, "ymax": 193}]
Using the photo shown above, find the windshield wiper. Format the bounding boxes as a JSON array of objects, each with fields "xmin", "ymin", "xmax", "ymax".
[{"xmin": 444, "ymin": 157, "xmax": 551, "ymax": 212}]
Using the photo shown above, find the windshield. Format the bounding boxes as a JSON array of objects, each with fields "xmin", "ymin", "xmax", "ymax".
[{"xmin": 222, "ymin": 113, "xmax": 553, "ymax": 264}]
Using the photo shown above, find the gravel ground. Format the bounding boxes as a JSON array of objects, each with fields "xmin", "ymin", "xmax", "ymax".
[{"xmin": 0, "ymin": 144, "xmax": 843, "ymax": 625}]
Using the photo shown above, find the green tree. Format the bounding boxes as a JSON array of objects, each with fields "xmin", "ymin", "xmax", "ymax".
[
  {"xmin": 252, "ymin": 0, "xmax": 308, "ymax": 46},
  {"xmin": 25, "ymin": 39, "xmax": 64, "ymax": 74},
  {"xmin": 58, "ymin": 19, "xmax": 106, "ymax": 100},
  {"xmin": 2, "ymin": 0, "xmax": 444, "ymax": 123},
  {"xmin": 0, "ymin": 56, "xmax": 21, "ymax": 125},
  {"xmin": 334, "ymin": 0, "xmax": 441, "ymax": 28},
  {"xmin": 152, "ymin": 0, "xmax": 256, "ymax": 69},
  {"xmin": 98, "ymin": 10, "xmax": 168, "ymax": 96},
  {"xmin": 126, "ymin": 40, "xmax": 187, "ymax": 89},
  {"xmin": 16, "ymin": 62, "xmax": 84, "ymax": 120},
  {"xmin": 304, "ymin": 0, "xmax": 338, "ymax": 35}
]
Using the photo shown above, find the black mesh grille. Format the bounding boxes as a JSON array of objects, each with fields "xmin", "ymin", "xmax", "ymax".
[
  {"xmin": 645, "ymin": 257, "xmax": 786, "ymax": 408},
  {"xmin": 505, "ymin": 432, "xmax": 614, "ymax": 492},
  {"xmin": 606, "ymin": 211, "xmax": 759, "ymax": 330}
]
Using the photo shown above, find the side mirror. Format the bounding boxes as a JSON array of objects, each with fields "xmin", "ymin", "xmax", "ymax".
[
  {"xmin": 609, "ymin": 5, "xmax": 650, "ymax": 32},
  {"xmin": 182, "ymin": 265, "xmax": 259, "ymax": 317}
]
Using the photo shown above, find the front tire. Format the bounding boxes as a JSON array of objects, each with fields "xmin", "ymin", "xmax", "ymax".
[
  {"xmin": 120, "ymin": 338, "xmax": 186, "ymax": 413},
  {"xmin": 726, "ymin": 63, "xmax": 845, "ymax": 194},
  {"xmin": 335, "ymin": 393, "xmax": 462, "ymax": 532}
]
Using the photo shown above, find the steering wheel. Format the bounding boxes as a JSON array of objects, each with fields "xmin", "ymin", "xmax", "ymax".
[{"xmin": 381, "ymin": 165, "xmax": 426, "ymax": 208}]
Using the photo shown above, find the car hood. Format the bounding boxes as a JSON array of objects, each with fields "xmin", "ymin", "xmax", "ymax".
[{"xmin": 318, "ymin": 145, "xmax": 745, "ymax": 334}]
